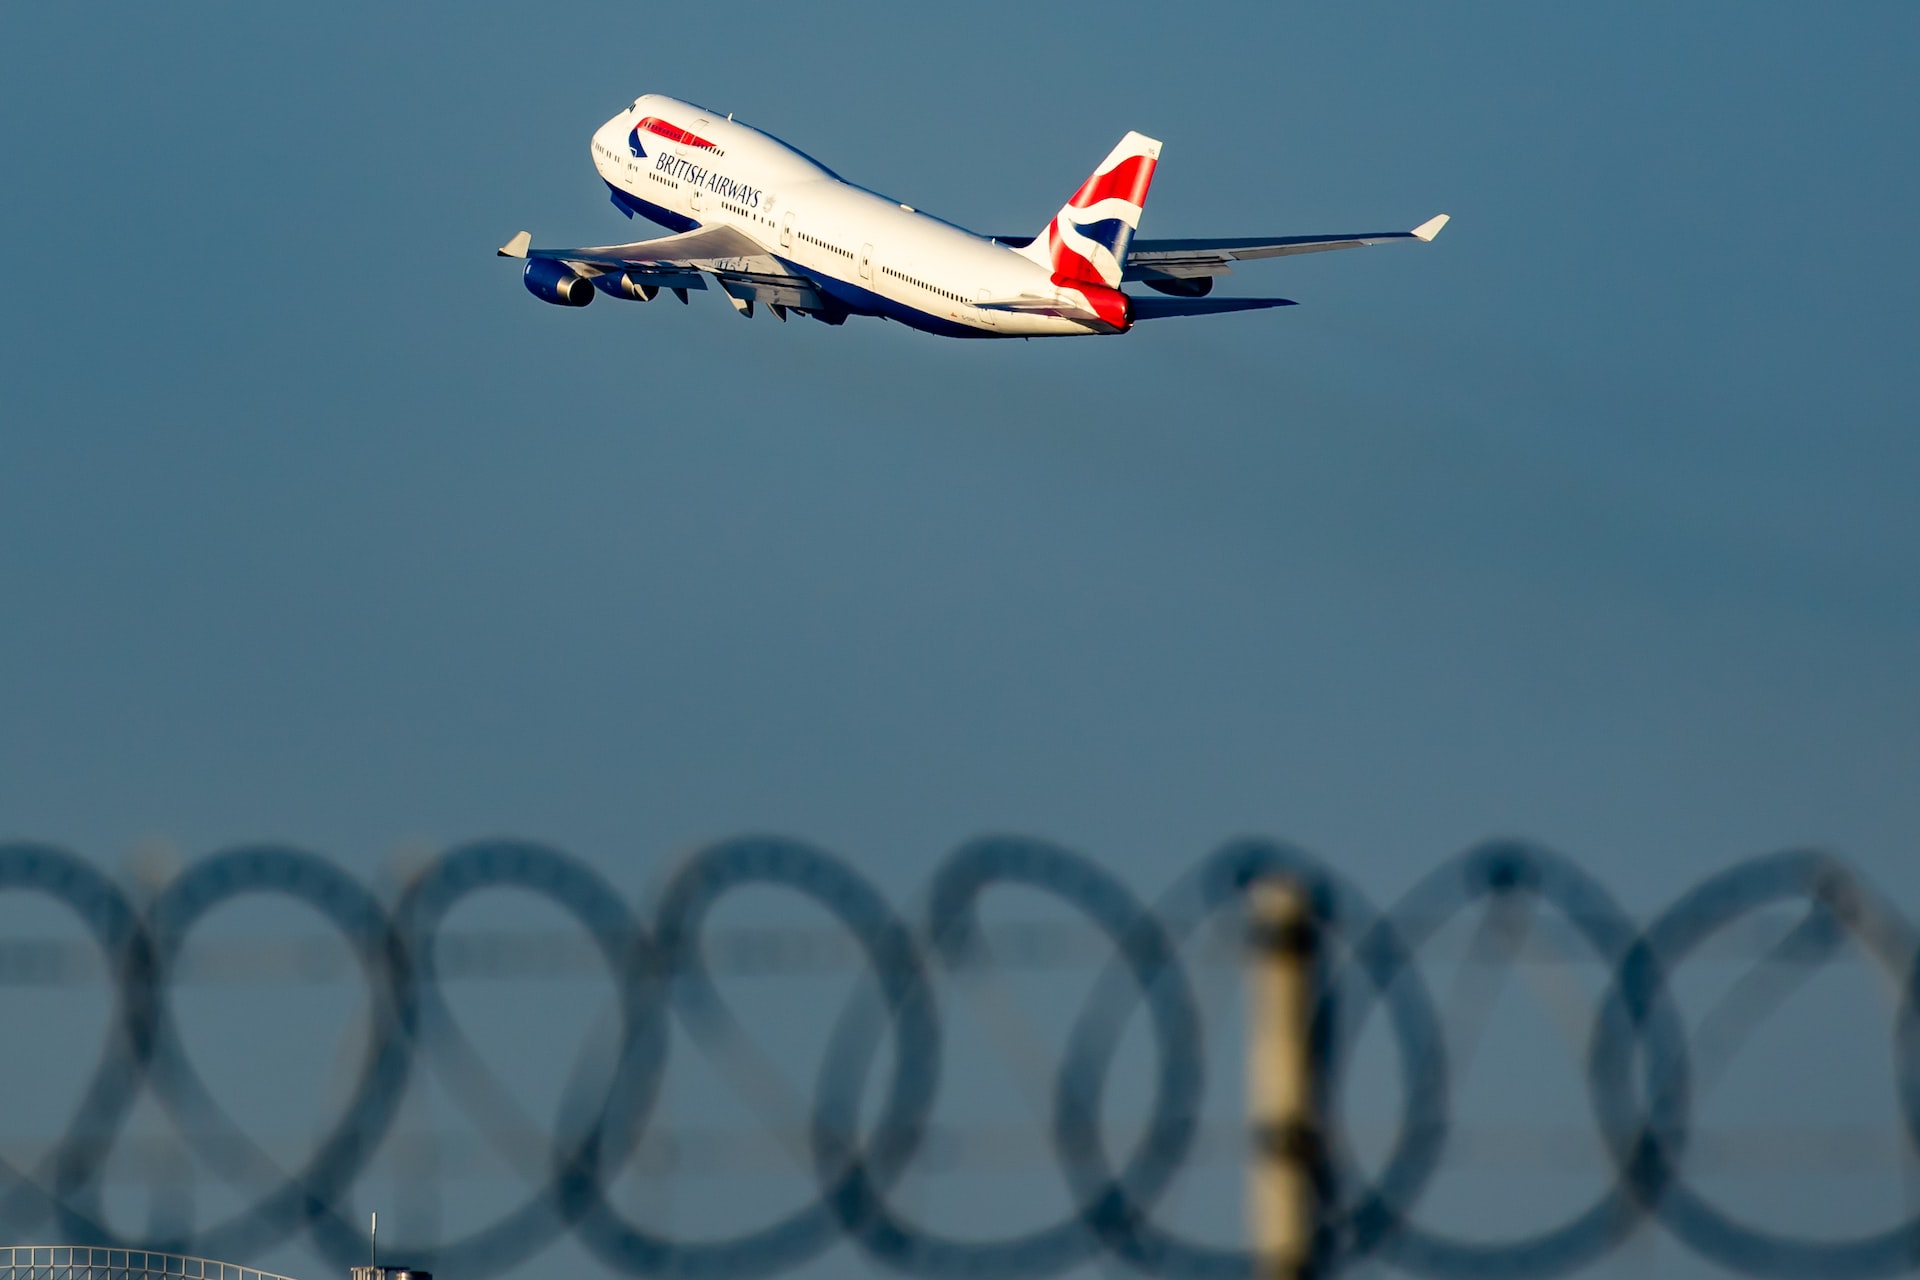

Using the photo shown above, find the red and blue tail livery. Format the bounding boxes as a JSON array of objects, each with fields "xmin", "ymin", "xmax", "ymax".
[
  {"xmin": 1020, "ymin": 131, "xmax": 1160, "ymax": 291},
  {"xmin": 501, "ymin": 94, "xmax": 1449, "ymax": 339}
]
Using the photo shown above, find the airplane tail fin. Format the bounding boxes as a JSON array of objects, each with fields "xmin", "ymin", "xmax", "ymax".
[{"xmin": 1014, "ymin": 131, "xmax": 1162, "ymax": 288}]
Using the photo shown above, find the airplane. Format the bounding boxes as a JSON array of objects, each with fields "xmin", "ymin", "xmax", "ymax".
[{"xmin": 497, "ymin": 94, "xmax": 1448, "ymax": 339}]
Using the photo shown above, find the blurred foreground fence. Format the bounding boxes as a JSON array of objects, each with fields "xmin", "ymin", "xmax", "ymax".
[
  {"xmin": 1, "ymin": 837, "xmax": 1917, "ymax": 1280},
  {"xmin": 0, "ymin": 1246, "xmax": 302, "ymax": 1280}
]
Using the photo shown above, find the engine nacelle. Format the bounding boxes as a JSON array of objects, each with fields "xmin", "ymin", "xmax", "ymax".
[
  {"xmin": 1145, "ymin": 274, "xmax": 1214, "ymax": 298},
  {"xmin": 523, "ymin": 259, "xmax": 595, "ymax": 307},
  {"xmin": 592, "ymin": 272, "xmax": 659, "ymax": 302}
]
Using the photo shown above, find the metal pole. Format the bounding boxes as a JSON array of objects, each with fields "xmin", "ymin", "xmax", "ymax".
[{"xmin": 1247, "ymin": 880, "xmax": 1318, "ymax": 1280}]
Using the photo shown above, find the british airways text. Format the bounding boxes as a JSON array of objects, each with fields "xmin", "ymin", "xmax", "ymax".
[{"xmin": 655, "ymin": 153, "xmax": 761, "ymax": 208}]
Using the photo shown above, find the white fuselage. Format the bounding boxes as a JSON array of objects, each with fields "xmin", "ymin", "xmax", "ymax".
[{"xmin": 589, "ymin": 96, "xmax": 1110, "ymax": 338}]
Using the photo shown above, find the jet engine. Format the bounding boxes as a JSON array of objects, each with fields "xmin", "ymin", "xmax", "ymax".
[
  {"xmin": 592, "ymin": 272, "xmax": 660, "ymax": 302},
  {"xmin": 523, "ymin": 259, "xmax": 595, "ymax": 307}
]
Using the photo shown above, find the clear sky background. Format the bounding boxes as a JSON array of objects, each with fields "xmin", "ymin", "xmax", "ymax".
[{"xmin": 1, "ymin": 3, "xmax": 1917, "ymax": 1279}]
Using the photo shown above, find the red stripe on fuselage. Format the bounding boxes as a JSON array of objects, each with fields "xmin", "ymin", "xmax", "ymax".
[
  {"xmin": 638, "ymin": 116, "xmax": 718, "ymax": 150},
  {"xmin": 1068, "ymin": 155, "xmax": 1156, "ymax": 210}
]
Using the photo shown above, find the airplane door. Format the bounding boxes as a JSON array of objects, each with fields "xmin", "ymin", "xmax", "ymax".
[
  {"xmin": 858, "ymin": 243, "xmax": 875, "ymax": 282},
  {"xmin": 687, "ymin": 119, "xmax": 713, "ymax": 217},
  {"xmin": 780, "ymin": 212, "xmax": 795, "ymax": 250}
]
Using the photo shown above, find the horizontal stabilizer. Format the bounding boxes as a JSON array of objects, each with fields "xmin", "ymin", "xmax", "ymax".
[
  {"xmin": 972, "ymin": 293, "xmax": 1118, "ymax": 324},
  {"xmin": 1129, "ymin": 295, "xmax": 1297, "ymax": 320},
  {"xmin": 974, "ymin": 294, "xmax": 1077, "ymax": 314}
]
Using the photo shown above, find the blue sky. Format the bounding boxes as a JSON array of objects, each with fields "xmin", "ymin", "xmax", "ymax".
[{"xmin": 1, "ymin": 3, "xmax": 1917, "ymax": 1277}]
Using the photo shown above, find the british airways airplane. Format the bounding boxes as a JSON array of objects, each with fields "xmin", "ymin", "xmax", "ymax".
[{"xmin": 498, "ymin": 94, "xmax": 1448, "ymax": 339}]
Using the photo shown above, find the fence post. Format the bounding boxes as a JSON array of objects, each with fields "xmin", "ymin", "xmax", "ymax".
[{"xmin": 1247, "ymin": 880, "xmax": 1319, "ymax": 1280}]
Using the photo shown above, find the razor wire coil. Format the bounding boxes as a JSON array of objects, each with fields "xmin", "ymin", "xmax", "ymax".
[{"xmin": 0, "ymin": 837, "xmax": 1916, "ymax": 1280}]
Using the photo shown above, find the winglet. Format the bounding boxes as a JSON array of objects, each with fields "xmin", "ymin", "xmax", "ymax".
[
  {"xmin": 497, "ymin": 231, "xmax": 532, "ymax": 258},
  {"xmin": 1411, "ymin": 214, "xmax": 1450, "ymax": 242}
]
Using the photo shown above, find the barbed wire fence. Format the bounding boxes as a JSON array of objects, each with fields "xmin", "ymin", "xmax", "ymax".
[{"xmin": 0, "ymin": 837, "xmax": 1916, "ymax": 1280}]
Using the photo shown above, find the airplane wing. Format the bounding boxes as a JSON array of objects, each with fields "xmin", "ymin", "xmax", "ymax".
[
  {"xmin": 499, "ymin": 224, "xmax": 765, "ymax": 272},
  {"xmin": 1123, "ymin": 213, "xmax": 1449, "ymax": 282},
  {"xmin": 709, "ymin": 269, "xmax": 834, "ymax": 318},
  {"xmin": 498, "ymin": 226, "xmax": 834, "ymax": 316}
]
